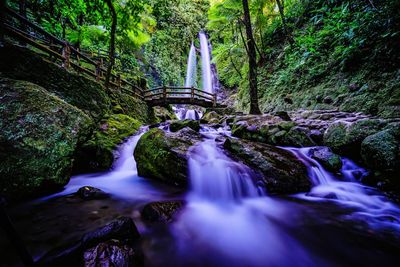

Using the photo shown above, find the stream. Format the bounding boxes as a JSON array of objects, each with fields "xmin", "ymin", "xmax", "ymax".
[{"xmin": 1, "ymin": 120, "xmax": 400, "ymax": 267}]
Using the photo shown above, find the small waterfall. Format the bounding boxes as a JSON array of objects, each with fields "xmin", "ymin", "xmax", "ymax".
[
  {"xmin": 184, "ymin": 109, "xmax": 200, "ymax": 120},
  {"xmin": 284, "ymin": 147, "xmax": 400, "ymax": 229},
  {"xmin": 199, "ymin": 32, "xmax": 213, "ymax": 94},
  {"xmin": 184, "ymin": 42, "xmax": 197, "ymax": 88},
  {"xmin": 188, "ymin": 138, "xmax": 262, "ymax": 202}
]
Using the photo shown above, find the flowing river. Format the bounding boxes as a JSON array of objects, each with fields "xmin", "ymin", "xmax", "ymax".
[{"xmin": 2, "ymin": 122, "xmax": 400, "ymax": 266}]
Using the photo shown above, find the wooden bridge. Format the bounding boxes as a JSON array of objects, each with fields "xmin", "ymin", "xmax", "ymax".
[
  {"xmin": 144, "ymin": 86, "xmax": 217, "ymax": 107},
  {"xmin": 1, "ymin": 7, "xmax": 220, "ymax": 108}
]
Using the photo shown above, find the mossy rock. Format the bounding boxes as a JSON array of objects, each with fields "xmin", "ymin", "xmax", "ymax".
[
  {"xmin": 74, "ymin": 114, "xmax": 141, "ymax": 172},
  {"xmin": 169, "ymin": 119, "xmax": 200, "ymax": 132},
  {"xmin": 323, "ymin": 119, "xmax": 386, "ymax": 156},
  {"xmin": 281, "ymin": 126, "xmax": 316, "ymax": 147},
  {"xmin": 361, "ymin": 130, "xmax": 399, "ymax": 171},
  {"xmin": 223, "ymin": 138, "xmax": 311, "ymax": 194},
  {"xmin": 201, "ymin": 111, "xmax": 221, "ymax": 124},
  {"xmin": 308, "ymin": 147, "xmax": 343, "ymax": 172},
  {"xmin": 0, "ymin": 78, "xmax": 93, "ymax": 200},
  {"xmin": 134, "ymin": 128, "xmax": 201, "ymax": 187}
]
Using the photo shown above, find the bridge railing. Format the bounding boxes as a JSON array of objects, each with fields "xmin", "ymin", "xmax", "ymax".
[
  {"xmin": 1, "ymin": 7, "xmax": 144, "ymax": 99},
  {"xmin": 144, "ymin": 86, "xmax": 217, "ymax": 107}
]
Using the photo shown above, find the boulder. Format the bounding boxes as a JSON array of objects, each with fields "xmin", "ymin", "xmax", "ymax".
[
  {"xmin": 223, "ymin": 138, "xmax": 311, "ymax": 194},
  {"xmin": 273, "ymin": 111, "xmax": 292, "ymax": 121},
  {"xmin": 37, "ymin": 217, "xmax": 141, "ymax": 267},
  {"xmin": 83, "ymin": 240, "xmax": 138, "ymax": 267},
  {"xmin": 323, "ymin": 119, "xmax": 386, "ymax": 156},
  {"xmin": 0, "ymin": 79, "xmax": 93, "ymax": 200},
  {"xmin": 134, "ymin": 128, "xmax": 201, "ymax": 186},
  {"xmin": 201, "ymin": 111, "xmax": 221, "ymax": 124},
  {"xmin": 77, "ymin": 186, "xmax": 109, "ymax": 200},
  {"xmin": 141, "ymin": 201, "xmax": 185, "ymax": 223},
  {"xmin": 323, "ymin": 96, "xmax": 333, "ymax": 104},
  {"xmin": 361, "ymin": 130, "xmax": 399, "ymax": 171},
  {"xmin": 308, "ymin": 147, "xmax": 342, "ymax": 172},
  {"xmin": 169, "ymin": 119, "xmax": 200, "ymax": 132},
  {"xmin": 282, "ymin": 126, "xmax": 316, "ymax": 147}
]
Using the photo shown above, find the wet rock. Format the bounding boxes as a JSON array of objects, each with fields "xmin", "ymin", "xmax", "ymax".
[
  {"xmin": 134, "ymin": 128, "xmax": 201, "ymax": 187},
  {"xmin": 201, "ymin": 111, "xmax": 221, "ymax": 124},
  {"xmin": 0, "ymin": 78, "xmax": 93, "ymax": 200},
  {"xmin": 361, "ymin": 130, "xmax": 399, "ymax": 171},
  {"xmin": 282, "ymin": 126, "xmax": 316, "ymax": 147},
  {"xmin": 223, "ymin": 138, "xmax": 311, "ymax": 194},
  {"xmin": 142, "ymin": 201, "xmax": 185, "ymax": 223},
  {"xmin": 83, "ymin": 240, "xmax": 138, "ymax": 267},
  {"xmin": 77, "ymin": 186, "xmax": 109, "ymax": 200},
  {"xmin": 308, "ymin": 147, "xmax": 342, "ymax": 172},
  {"xmin": 169, "ymin": 119, "xmax": 200, "ymax": 132},
  {"xmin": 37, "ymin": 217, "xmax": 141, "ymax": 267},
  {"xmin": 81, "ymin": 217, "xmax": 140, "ymax": 248}
]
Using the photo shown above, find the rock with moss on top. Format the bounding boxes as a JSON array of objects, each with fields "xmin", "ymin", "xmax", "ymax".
[
  {"xmin": 223, "ymin": 138, "xmax": 311, "ymax": 194},
  {"xmin": 169, "ymin": 119, "xmax": 200, "ymax": 132},
  {"xmin": 0, "ymin": 78, "xmax": 93, "ymax": 200},
  {"xmin": 134, "ymin": 127, "xmax": 201, "ymax": 187}
]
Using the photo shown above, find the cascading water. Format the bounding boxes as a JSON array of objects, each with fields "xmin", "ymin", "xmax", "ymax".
[
  {"xmin": 41, "ymin": 128, "xmax": 172, "ymax": 202},
  {"xmin": 285, "ymin": 147, "xmax": 400, "ymax": 230},
  {"xmin": 185, "ymin": 42, "xmax": 197, "ymax": 88},
  {"xmin": 169, "ymin": 127, "xmax": 320, "ymax": 267},
  {"xmin": 199, "ymin": 32, "xmax": 213, "ymax": 94}
]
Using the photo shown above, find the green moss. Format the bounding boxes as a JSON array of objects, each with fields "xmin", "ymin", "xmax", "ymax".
[
  {"xmin": 74, "ymin": 114, "xmax": 142, "ymax": 172},
  {"xmin": 361, "ymin": 130, "xmax": 399, "ymax": 170},
  {"xmin": 134, "ymin": 128, "xmax": 191, "ymax": 186},
  {"xmin": 169, "ymin": 120, "xmax": 200, "ymax": 132},
  {"xmin": 0, "ymin": 78, "xmax": 93, "ymax": 199}
]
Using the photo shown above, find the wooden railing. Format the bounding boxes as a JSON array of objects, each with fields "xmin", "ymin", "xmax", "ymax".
[
  {"xmin": 1, "ymin": 7, "xmax": 144, "ymax": 99},
  {"xmin": 144, "ymin": 86, "xmax": 217, "ymax": 107}
]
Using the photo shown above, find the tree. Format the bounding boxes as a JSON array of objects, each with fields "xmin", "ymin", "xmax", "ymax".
[
  {"xmin": 104, "ymin": 0, "xmax": 117, "ymax": 89},
  {"xmin": 241, "ymin": 0, "xmax": 261, "ymax": 114}
]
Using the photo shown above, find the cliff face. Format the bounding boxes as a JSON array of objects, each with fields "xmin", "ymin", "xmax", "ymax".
[{"xmin": 0, "ymin": 44, "xmax": 152, "ymax": 200}]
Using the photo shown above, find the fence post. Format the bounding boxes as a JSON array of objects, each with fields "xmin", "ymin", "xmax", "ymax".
[
  {"xmin": 163, "ymin": 86, "xmax": 167, "ymax": 102},
  {"xmin": 191, "ymin": 87, "xmax": 194, "ymax": 99},
  {"xmin": 62, "ymin": 42, "xmax": 70, "ymax": 69},
  {"xmin": 76, "ymin": 48, "xmax": 81, "ymax": 73}
]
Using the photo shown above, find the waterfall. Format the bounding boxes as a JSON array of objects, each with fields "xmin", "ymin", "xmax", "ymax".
[
  {"xmin": 184, "ymin": 42, "xmax": 197, "ymax": 88},
  {"xmin": 199, "ymin": 32, "xmax": 213, "ymax": 94}
]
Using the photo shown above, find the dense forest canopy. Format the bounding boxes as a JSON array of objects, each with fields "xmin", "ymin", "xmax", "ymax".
[{"xmin": 6, "ymin": 0, "xmax": 400, "ymax": 113}]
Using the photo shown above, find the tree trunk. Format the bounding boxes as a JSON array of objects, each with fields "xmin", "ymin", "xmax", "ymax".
[
  {"xmin": 242, "ymin": 0, "xmax": 261, "ymax": 114},
  {"xmin": 105, "ymin": 0, "xmax": 117, "ymax": 89},
  {"xmin": 276, "ymin": 0, "xmax": 292, "ymax": 43}
]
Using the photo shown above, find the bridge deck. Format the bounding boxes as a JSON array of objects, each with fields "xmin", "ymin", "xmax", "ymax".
[{"xmin": 144, "ymin": 86, "xmax": 218, "ymax": 107}]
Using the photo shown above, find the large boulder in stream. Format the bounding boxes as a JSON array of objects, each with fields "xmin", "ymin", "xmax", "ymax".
[
  {"xmin": 308, "ymin": 147, "xmax": 342, "ymax": 172},
  {"xmin": 0, "ymin": 78, "xmax": 93, "ymax": 200},
  {"xmin": 134, "ymin": 127, "xmax": 201, "ymax": 186},
  {"xmin": 223, "ymin": 138, "xmax": 311, "ymax": 194},
  {"xmin": 169, "ymin": 119, "xmax": 200, "ymax": 132}
]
